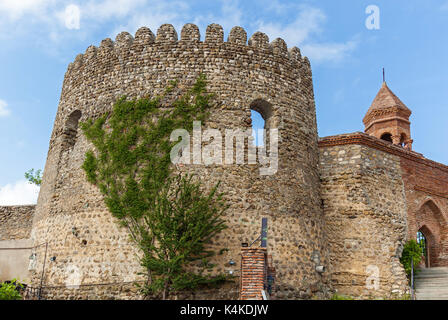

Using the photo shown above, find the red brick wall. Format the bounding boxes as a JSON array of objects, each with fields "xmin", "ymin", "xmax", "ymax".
[
  {"xmin": 240, "ymin": 247, "xmax": 266, "ymax": 300},
  {"xmin": 400, "ymin": 156, "xmax": 448, "ymax": 267}
]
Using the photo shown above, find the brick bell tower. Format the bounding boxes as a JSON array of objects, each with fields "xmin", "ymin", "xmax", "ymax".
[{"xmin": 363, "ymin": 81, "xmax": 413, "ymax": 150}]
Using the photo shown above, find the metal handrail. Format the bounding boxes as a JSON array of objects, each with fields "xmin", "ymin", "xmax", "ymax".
[{"xmin": 411, "ymin": 257, "xmax": 415, "ymax": 300}]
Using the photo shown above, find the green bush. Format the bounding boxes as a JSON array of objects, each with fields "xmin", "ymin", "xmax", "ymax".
[
  {"xmin": 400, "ymin": 239, "xmax": 423, "ymax": 280},
  {"xmin": 331, "ymin": 293, "xmax": 354, "ymax": 300},
  {"xmin": 0, "ymin": 279, "xmax": 23, "ymax": 300}
]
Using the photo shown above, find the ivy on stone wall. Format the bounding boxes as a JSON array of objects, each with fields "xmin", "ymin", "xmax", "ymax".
[{"xmin": 80, "ymin": 75, "xmax": 229, "ymax": 299}]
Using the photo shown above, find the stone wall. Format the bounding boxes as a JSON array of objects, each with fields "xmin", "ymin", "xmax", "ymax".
[
  {"xmin": 319, "ymin": 134, "xmax": 409, "ymax": 299},
  {"xmin": 25, "ymin": 281, "xmax": 238, "ymax": 300},
  {"xmin": 0, "ymin": 205, "xmax": 35, "ymax": 282},
  {"xmin": 0, "ymin": 239, "xmax": 33, "ymax": 283},
  {"xmin": 0, "ymin": 205, "xmax": 35, "ymax": 240},
  {"xmin": 30, "ymin": 23, "xmax": 330, "ymax": 299},
  {"xmin": 318, "ymin": 131, "xmax": 448, "ymax": 270}
]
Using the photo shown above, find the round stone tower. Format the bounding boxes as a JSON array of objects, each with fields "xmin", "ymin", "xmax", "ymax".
[{"xmin": 30, "ymin": 23, "xmax": 330, "ymax": 299}]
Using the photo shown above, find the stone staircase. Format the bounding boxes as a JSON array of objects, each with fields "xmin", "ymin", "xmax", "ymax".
[{"xmin": 415, "ymin": 267, "xmax": 448, "ymax": 300}]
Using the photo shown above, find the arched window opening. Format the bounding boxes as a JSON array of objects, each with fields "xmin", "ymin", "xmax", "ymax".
[
  {"xmin": 62, "ymin": 110, "xmax": 82, "ymax": 151},
  {"xmin": 251, "ymin": 110, "xmax": 265, "ymax": 146},
  {"xmin": 380, "ymin": 132, "xmax": 393, "ymax": 143},
  {"xmin": 399, "ymin": 133, "xmax": 407, "ymax": 147},
  {"xmin": 250, "ymin": 99, "xmax": 273, "ymax": 147}
]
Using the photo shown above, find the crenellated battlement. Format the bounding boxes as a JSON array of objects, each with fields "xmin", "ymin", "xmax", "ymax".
[
  {"xmin": 56, "ymin": 22, "xmax": 314, "ymax": 140},
  {"xmin": 66, "ymin": 23, "xmax": 309, "ymax": 76},
  {"xmin": 32, "ymin": 22, "xmax": 330, "ymax": 300}
]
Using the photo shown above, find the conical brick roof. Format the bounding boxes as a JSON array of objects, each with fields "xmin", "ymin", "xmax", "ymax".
[
  {"xmin": 363, "ymin": 82, "xmax": 411, "ymax": 125},
  {"xmin": 367, "ymin": 82, "xmax": 411, "ymax": 113}
]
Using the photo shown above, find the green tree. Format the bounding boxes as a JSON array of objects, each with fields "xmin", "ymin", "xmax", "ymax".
[
  {"xmin": 80, "ymin": 75, "xmax": 229, "ymax": 299},
  {"xmin": 25, "ymin": 168, "xmax": 42, "ymax": 186},
  {"xmin": 0, "ymin": 279, "xmax": 23, "ymax": 300},
  {"xmin": 400, "ymin": 239, "xmax": 423, "ymax": 280}
]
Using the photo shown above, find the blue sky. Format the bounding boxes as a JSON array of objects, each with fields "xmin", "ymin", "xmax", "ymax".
[{"xmin": 0, "ymin": 0, "xmax": 447, "ymax": 204}]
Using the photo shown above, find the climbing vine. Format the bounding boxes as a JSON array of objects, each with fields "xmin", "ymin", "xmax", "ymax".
[
  {"xmin": 400, "ymin": 239, "xmax": 423, "ymax": 281},
  {"xmin": 80, "ymin": 75, "xmax": 229, "ymax": 299}
]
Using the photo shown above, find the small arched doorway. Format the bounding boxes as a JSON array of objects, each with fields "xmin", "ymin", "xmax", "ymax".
[
  {"xmin": 417, "ymin": 229, "xmax": 429, "ymax": 268},
  {"xmin": 417, "ymin": 225, "xmax": 438, "ymax": 268}
]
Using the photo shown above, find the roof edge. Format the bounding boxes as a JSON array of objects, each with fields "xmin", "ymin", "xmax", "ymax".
[{"xmin": 319, "ymin": 132, "xmax": 448, "ymax": 173}]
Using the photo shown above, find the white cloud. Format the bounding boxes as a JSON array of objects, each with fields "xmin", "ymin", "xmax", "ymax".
[
  {"xmin": 257, "ymin": 6, "xmax": 326, "ymax": 45},
  {"xmin": 302, "ymin": 40, "xmax": 358, "ymax": 63},
  {"xmin": 191, "ymin": 0, "xmax": 243, "ymax": 34},
  {"xmin": 0, "ymin": 99, "xmax": 10, "ymax": 117},
  {"xmin": 0, "ymin": 0, "xmax": 53, "ymax": 20},
  {"xmin": 83, "ymin": 0, "xmax": 147, "ymax": 21},
  {"xmin": 62, "ymin": 4, "xmax": 81, "ymax": 30},
  {"xmin": 0, "ymin": 180, "xmax": 40, "ymax": 205},
  {"xmin": 0, "ymin": 0, "xmax": 357, "ymax": 64},
  {"xmin": 79, "ymin": 0, "xmax": 239, "ymax": 41},
  {"xmin": 258, "ymin": 0, "xmax": 293, "ymax": 15},
  {"xmin": 256, "ymin": 5, "xmax": 357, "ymax": 64},
  {"xmin": 221, "ymin": 0, "xmax": 243, "ymax": 26},
  {"xmin": 110, "ymin": 9, "xmax": 181, "ymax": 39},
  {"xmin": 104, "ymin": 0, "xmax": 190, "ymax": 39}
]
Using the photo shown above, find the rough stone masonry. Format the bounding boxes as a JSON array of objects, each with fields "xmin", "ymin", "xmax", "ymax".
[
  {"xmin": 28, "ymin": 23, "xmax": 330, "ymax": 300},
  {"xmin": 1, "ymin": 22, "xmax": 447, "ymax": 300}
]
